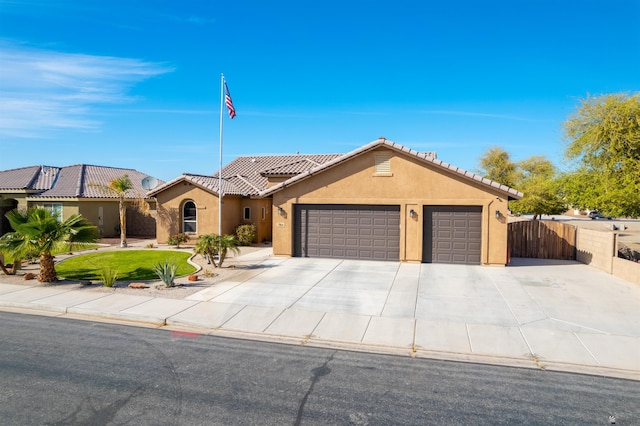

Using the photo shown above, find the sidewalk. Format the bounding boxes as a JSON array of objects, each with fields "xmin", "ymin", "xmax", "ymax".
[{"xmin": 1, "ymin": 246, "xmax": 638, "ymax": 380}]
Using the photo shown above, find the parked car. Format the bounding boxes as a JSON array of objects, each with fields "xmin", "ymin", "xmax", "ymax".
[{"xmin": 588, "ymin": 211, "xmax": 612, "ymax": 220}]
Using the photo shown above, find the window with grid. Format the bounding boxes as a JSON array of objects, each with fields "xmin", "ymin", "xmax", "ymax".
[{"xmin": 183, "ymin": 200, "xmax": 197, "ymax": 233}]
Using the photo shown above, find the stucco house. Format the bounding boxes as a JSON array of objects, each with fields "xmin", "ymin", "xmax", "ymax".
[
  {"xmin": 151, "ymin": 137, "xmax": 522, "ymax": 265},
  {"xmin": 262, "ymin": 138, "xmax": 522, "ymax": 265},
  {"xmin": 0, "ymin": 164, "xmax": 161, "ymax": 238},
  {"xmin": 148, "ymin": 154, "xmax": 342, "ymax": 245}
]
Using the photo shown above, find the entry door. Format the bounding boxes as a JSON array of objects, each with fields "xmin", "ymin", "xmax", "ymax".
[
  {"xmin": 98, "ymin": 206, "xmax": 104, "ymax": 235},
  {"xmin": 423, "ymin": 206, "xmax": 482, "ymax": 264}
]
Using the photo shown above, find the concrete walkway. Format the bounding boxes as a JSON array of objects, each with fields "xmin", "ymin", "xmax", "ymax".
[{"xmin": 1, "ymin": 248, "xmax": 638, "ymax": 380}]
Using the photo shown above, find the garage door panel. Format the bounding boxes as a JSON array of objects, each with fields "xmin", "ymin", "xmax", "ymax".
[
  {"xmin": 295, "ymin": 205, "xmax": 400, "ymax": 261},
  {"xmin": 359, "ymin": 229, "xmax": 372, "ymax": 236},
  {"xmin": 423, "ymin": 206, "xmax": 482, "ymax": 265}
]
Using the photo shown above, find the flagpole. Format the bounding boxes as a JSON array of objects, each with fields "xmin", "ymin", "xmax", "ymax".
[{"xmin": 218, "ymin": 73, "xmax": 224, "ymax": 238}]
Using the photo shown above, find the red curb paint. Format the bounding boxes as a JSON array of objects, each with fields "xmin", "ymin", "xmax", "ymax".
[{"xmin": 171, "ymin": 330, "xmax": 201, "ymax": 339}]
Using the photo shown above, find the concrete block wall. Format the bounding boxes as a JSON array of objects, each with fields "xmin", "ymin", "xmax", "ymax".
[
  {"xmin": 612, "ymin": 257, "xmax": 640, "ymax": 285},
  {"xmin": 576, "ymin": 228, "xmax": 615, "ymax": 273},
  {"xmin": 576, "ymin": 228, "xmax": 640, "ymax": 285}
]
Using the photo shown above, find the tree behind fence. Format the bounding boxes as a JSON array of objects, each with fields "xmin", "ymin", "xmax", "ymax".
[{"xmin": 508, "ymin": 220, "xmax": 576, "ymax": 260}]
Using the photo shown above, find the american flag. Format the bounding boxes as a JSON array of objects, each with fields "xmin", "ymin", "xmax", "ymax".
[{"xmin": 224, "ymin": 82, "xmax": 236, "ymax": 119}]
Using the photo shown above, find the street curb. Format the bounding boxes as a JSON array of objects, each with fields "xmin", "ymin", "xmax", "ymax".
[{"xmin": 2, "ymin": 305, "xmax": 638, "ymax": 382}]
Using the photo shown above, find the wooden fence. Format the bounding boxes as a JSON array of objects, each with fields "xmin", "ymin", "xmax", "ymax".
[{"xmin": 508, "ymin": 220, "xmax": 577, "ymax": 260}]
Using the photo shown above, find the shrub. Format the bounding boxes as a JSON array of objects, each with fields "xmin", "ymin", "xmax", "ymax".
[
  {"xmin": 98, "ymin": 266, "xmax": 119, "ymax": 287},
  {"xmin": 167, "ymin": 233, "xmax": 189, "ymax": 248},
  {"xmin": 152, "ymin": 259, "xmax": 178, "ymax": 287},
  {"xmin": 235, "ymin": 224, "xmax": 256, "ymax": 246}
]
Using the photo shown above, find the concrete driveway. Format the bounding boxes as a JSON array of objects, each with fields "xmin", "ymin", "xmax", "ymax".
[
  {"xmin": 1, "ymin": 248, "xmax": 638, "ymax": 379},
  {"xmin": 174, "ymin": 254, "xmax": 640, "ymax": 378}
]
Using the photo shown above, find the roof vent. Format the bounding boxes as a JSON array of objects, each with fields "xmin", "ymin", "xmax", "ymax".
[{"xmin": 375, "ymin": 154, "xmax": 391, "ymax": 173}]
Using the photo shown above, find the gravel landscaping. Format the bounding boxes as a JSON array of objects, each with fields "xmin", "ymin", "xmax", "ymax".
[{"xmin": 0, "ymin": 244, "xmax": 271, "ymax": 300}]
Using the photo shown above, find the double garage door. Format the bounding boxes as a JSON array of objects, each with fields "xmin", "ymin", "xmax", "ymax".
[
  {"xmin": 294, "ymin": 205, "xmax": 400, "ymax": 261},
  {"xmin": 293, "ymin": 204, "xmax": 482, "ymax": 264}
]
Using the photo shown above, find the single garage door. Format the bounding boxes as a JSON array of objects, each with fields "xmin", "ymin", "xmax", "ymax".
[
  {"xmin": 294, "ymin": 205, "xmax": 400, "ymax": 261},
  {"xmin": 423, "ymin": 206, "xmax": 482, "ymax": 264}
]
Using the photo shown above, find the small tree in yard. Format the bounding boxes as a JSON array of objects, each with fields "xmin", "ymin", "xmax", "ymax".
[
  {"xmin": 0, "ymin": 254, "xmax": 11, "ymax": 275},
  {"xmin": 562, "ymin": 93, "xmax": 640, "ymax": 217},
  {"xmin": 0, "ymin": 208, "xmax": 100, "ymax": 282},
  {"xmin": 0, "ymin": 235, "xmax": 24, "ymax": 275},
  {"xmin": 194, "ymin": 234, "xmax": 240, "ymax": 268},
  {"xmin": 217, "ymin": 235, "xmax": 241, "ymax": 267},
  {"xmin": 195, "ymin": 234, "xmax": 219, "ymax": 267},
  {"xmin": 92, "ymin": 175, "xmax": 150, "ymax": 248},
  {"xmin": 478, "ymin": 147, "xmax": 567, "ymax": 219}
]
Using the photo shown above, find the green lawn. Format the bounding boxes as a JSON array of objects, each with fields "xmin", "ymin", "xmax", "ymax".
[
  {"xmin": 1, "ymin": 244, "xmax": 99, "ymax": 265},
  {"xmin": 56, "ymin": 250, "xmax": 196, "ymax": 281}
]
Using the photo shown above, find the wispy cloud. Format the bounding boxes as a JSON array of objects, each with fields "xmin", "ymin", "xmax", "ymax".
[
  {"xmin": 0, "ymin": 41, "xmax": 174, "ymax": 137},
  {"xmin": 419, "ymin": 109, "xmax": 538, "ymax": 122}
]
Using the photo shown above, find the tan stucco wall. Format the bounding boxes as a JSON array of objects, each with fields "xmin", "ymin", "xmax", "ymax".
[
  {"xmin": 29, "ymin": 200, "xmax": 82, "ymax": 223},
  {"xmin": 77, "ymin": 201, "xmax": 119, "ymax": 237},
  {"xmin": 0, "ymin": 193, "xmax": 29, "ymax": 210},
  {"xmin": 1, "ymin": 194, "xmax": 155, "ymax": 238},
  {"xmin": 154, "ymin": 182, "xmax": 271, "ymax": 244},
  {"xmin": 271, "ymin": 147, "xmax": 509, "ymax": 265},
  {"xmin": 238, "ymin": 198, "xmax": 272, "ymax": 243}
]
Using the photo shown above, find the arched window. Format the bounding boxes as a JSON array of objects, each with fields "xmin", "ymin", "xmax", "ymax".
[{"xmin": 183, "ymin": 200, "xmax": 197, "ymax": 233}]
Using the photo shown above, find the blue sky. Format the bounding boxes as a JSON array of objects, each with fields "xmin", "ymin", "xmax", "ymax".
[{"xmin": 1, "ymin": 0, "xmax": 638, "ymax": 183}]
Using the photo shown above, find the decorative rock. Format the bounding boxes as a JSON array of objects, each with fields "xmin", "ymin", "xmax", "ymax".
[
  {"xmin": 188, "ymin": 274, "xmax": 198, "ymax": 281},
  {"xmin": 23, "ymin": 273, "xmax": 36, "ymax": 280},
  {"xmin": 128, "ymin": 282, "xmax": 148, "ymax": 289}
]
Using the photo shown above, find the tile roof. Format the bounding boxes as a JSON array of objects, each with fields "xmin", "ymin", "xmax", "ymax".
[
  {"xmin": 0, "ymin": 164, "xmax": 163, "ymax": 199},
  {"xmin": 260, "ymin": 138, "xmax": 524, "ymax": 199},
  {"xmin": 0, "ymin": 165, "xmax": 61, "ymax": 191},
  {"xmin": 148, "ymin": 154, "xmax": 342, "ymax": 197}
]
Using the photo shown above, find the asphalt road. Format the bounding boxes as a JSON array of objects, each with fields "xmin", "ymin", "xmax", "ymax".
[{"xmin": 1, "ymin": 312, "xmax": 638, "ymax": 425}]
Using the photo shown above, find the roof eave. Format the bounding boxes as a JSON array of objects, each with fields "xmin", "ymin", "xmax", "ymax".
[{"xmin": 260, "ymin": 137, "xmax": 525, "ymax": 199}]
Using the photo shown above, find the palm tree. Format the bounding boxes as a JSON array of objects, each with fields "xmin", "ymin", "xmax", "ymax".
[
  {"xmin": 94, "ymin": 175, "xmax": 149, "ymax": 248},
  {"xmin": 0, "ymin": 257, "xmax": 10, "ymax": 275},
  {"xmin": 0, "ymin": 234, "xmax": 23, "ymax": 275},
  {"xmin": 194, "ymin": 234, "xmax": 220, "ymax": 267},
  {"xmin": 216, "ymin": 234, "xmax": 241, "ymax": 268},
  {"xmin": 194, "ymin": 234, "xmax": 240, "ymax": 268},
  {"xmin": 0, "ymin": 208, "xmax": 100, "ymax": 282}
]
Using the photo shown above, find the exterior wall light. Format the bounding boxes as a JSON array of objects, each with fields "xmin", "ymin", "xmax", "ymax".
[
  {"xmin": 277, "ymin": 206, "xmax": 284, "ymax": 216},
  {"xmin": 495, "ymin": 210, "xmax": 501, "ymax": 219},
  {"xmin": 409, "ymin": 209, "xmax": 416, "ymax": 218}
]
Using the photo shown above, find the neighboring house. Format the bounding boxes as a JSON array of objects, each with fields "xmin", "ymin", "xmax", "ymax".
[
  {"xmin": 0, "ymin": 164, "xmax": 162, "ymax": 238},
  {"xmin": 151, "ymin": 137, "xmax": 522, "ymax": 266},
  {"xmin": 148, "ymin": 154, "xmax": 342, "ymax": 244}
]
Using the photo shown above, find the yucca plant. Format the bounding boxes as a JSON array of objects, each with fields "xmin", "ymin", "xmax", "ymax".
[
  {"xmin": 152, "ymin": 259, "xmax": 178, "ymax": 287},
  {"xmin": 98, "ymin": 266, "xmax": 119, "ymax": 287}
]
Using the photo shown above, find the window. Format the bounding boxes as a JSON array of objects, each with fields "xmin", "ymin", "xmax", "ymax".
[
  {"xmin": 261, "ymin": 206, "xmax": 266, "ymax": 221},
  {"xmin": 243, "ymin": 207, "xmax": 251, "ymax": 221},
  {"xmin": 183, "ymin": 201, "xmax": 197, "ymax": 233},
  {"xmin": 43, "ymin": 203, "xmax": 63, "ymax": 221}
]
